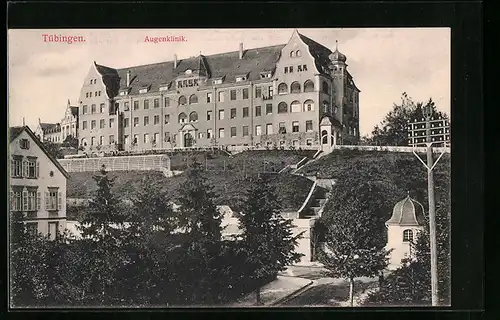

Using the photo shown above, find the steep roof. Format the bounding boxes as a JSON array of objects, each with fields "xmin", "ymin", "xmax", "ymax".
[
  {"xmin": 386, "ymin": 195, "xmax": 426, "ymax": 226},
  {"xmin": 298, "ymin": 32, "xmax": 334, "ymax": 74},
  {"xmin": 9, "ymin": 126, "xmax": 70, "ymax": 179},
  {"xmin": 41, "ymin": 123, "xmax": 61, "ymax": 134}
]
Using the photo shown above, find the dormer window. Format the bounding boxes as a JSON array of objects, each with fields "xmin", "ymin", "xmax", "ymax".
[
  {"xmin": 139, "ymin": 86, "xmax": 150, "ymax": 94},
  {"xmin": 185, "ymin": 69, "xmax": 192, "ymax": 75},
  {"xmin": 260, "ymin": 71, "xmax": 272, "ymax": 79},
  {"xmin": 159, "ymin": 83, "xmax": 170, "ymax": 91},
  {"xmin": 119, "ymin": 88, "xmax": 130, "ymax": 96},
  {"xmin": 213, "ymin": 77, "xmax": 224, "ymax": 85},
  {"xmin": 236, "ymin": 76, "xmax": 246, "ymax": 82}
]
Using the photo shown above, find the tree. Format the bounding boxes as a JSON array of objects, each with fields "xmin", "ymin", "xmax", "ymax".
[
  {"xmin": 42, "ymin": 141, "xmax": 64, "ymax": 159},
  {"xmin": 62, "ymin": 135, "xmax": 79, "ymax": 149},
  {"xmin": 368, "ymin": 93, "xmax": 449, "ymax": 146},
  {"xmin": 317, "ymin": 197, "xmax": 390, "ymax": 307},
  {"xmin": 238, "ymin": 174, "xmax": 303, "ymax": 305},
  {"xmin": 76, "ymin": 165, "xmax": 130, "ymax": 305}
]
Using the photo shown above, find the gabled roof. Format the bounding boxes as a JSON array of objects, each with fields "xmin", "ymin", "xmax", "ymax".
[
  {"xmin": 298, "ymin": 32, "xmax": 334, "ymax": 74},
  {"xmin": 9, "ymin": 126, "xmax": 70, "ymax": 179},
  {"xmin": 40, "ymin": 122, "xmax": 58, "ymax": 132}
]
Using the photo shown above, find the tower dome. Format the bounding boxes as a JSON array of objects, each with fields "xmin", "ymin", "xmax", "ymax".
[
  {"xmin": 386, "ymin": 194, "xmax": 426, "ymax": 227},
  {"xmin": 329, "ymin": 40, "xmax": 347, "ymax": 63}
]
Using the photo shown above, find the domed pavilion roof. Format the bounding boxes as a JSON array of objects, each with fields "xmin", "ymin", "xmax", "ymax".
[{"xmin": 385, "ymin": 195, "xmax": 426, "ymax": 226}]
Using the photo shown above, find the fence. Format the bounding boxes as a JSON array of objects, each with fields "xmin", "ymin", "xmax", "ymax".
[{"xmin": 58, "ymin": 154, "xmax": 171, "ymax": 172}]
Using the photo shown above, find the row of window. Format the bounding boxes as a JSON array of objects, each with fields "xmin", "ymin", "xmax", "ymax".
[
  {"xmin": 284, "ymin": 65, "xmax": 308, "ymax": 74},
  {"xmin": 11, "ymin": 156, "xmax": 39, "ymax": 179},
  {"xmin": 82, "ymin": 118, "xmax": 115, "ymax": 130},
  {"xmin": 85, "ymin": 91, "xmax": 102, "ymax": 98},
  {"xmin": 85, "ymin": 135, "xmax": 116, "ymax": 146},
  {"xmin": 82, "ymin": 103, "xmax": 107, "ymax": 115},
  {"xmin": 118, "ymin": 120, "xmax": 316, "ymax": 146},
  {"xmin": 23, "ymin": 221, "xmax": 60, "ymax": 241},
  {"xmin": 10, "ymin": 187, "xmax": 61, "ymax": 212}
]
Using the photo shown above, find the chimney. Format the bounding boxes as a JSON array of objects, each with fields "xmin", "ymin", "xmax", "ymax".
[
  {"xmin": 239, "ymin": 43, "xmax": 244, "ymax": 59},
  {"xmin": 174, "ymin": 54, "xmax": 178, "ymax": 69},
  {"xmin": 126, "ymin": 70, "xmax": 131, "ymax": 87}
]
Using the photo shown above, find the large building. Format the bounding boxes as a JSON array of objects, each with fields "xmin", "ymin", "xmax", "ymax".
[
  {"xmin": 75, "ymin": 30, "xmax": 360, "ymax": 154},
  {"xmin": 9, "ymin": 126, "xmax": 69, "ymax": 239},
  {"xmin": 34, "ymin": 100, "xmax": 79, "ymax": 144}
]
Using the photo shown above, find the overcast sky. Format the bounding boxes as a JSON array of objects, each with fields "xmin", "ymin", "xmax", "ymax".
[{"xmin": 8, "ymin": 28, "xmax": 450, "ymax": 136}]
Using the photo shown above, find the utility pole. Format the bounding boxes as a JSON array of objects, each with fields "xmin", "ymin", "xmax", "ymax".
[{"xmin": 408, "ymin": 106, "xmax": 450, "ymax": 306}]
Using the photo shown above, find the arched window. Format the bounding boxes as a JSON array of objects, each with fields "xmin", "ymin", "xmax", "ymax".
[
  {"xmin": 290, "ymin": 100, "xmax": 301, "ymax": 113},
  {"xmin": 290, "ymin": 81, "xmax": 301, "ymax": 93},
  {"xmin": 303, "ymin": 99, "xmax": 315, "ymax": 112},
  {"xmin": 189, "ymin": 111, "xmax": 198, "ymax": 122},
  {"xmin": 189, "ymin": 94, "xmax": 198, "ymax": 104},
  {"xmin": 296, "ymin": 50, "xmax": 301, "ymax": 57},
  {"xmin": 322, "ymin": 81, "xmax": 329, "ymax": 94},
  {"xmin": 321, "ymin": 130, "xmax": 328, "ymax": 144},
  {"xmin": 277, "ymin": 102, "xmax": 288, "ymax": 114},
  {"xmin": 178, "ymin": 95, "xmax": 187, "ymax": 105},
  {"xmin": 278, "ymin": 83, "xmax": 288, "ymax": 94},
  {"xmin": 323, "ymin": 101, "xmax": 330, "ymax": 113},
  {"xmin": 290, "ymin": 51, "xmax": 295, "ymax": 58},
  {"xmin": 403, "ymin": 229, "xmax": 413, "ymax": 242},
  {"xmin": 304, "ymin": 80, "xmax": 314, "ymax": 92},
  {"xmin": 178, "ymin": 113, "xmax": 187, "ymax": 124}
]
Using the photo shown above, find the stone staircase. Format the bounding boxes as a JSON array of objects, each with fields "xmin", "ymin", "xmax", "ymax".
[{"xmin": 299, "ymin": 186, "xmax": 328, "ymax": 219}]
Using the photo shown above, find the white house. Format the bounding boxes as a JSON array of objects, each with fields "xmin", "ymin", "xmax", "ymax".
[
  {"xmin": 9, "ymin": 126, "xmax": 70, "ymax": 239},
  {"xmin": 385, "ymin": 194, "xmax": 426, "ymax": 270}
]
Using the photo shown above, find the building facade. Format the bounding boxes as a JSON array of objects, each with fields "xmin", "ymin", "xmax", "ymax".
[
  {"xmin": 385, "ymin": 195, "xmax": 426, "ymax": 270},
  {"xmin": 74, "ymin": 30, "xmax": 360, "ymax": 154},
  {"xmin": 34, "ymin": 121, "xmax": 61, "ymax": 143},
  {"xmin": 34, "ymin": 100, "xmax": 79, "ymax": 144},
  {"xmin": 9, "ymin": 126, "xmax": 69, "ymax": 239}
]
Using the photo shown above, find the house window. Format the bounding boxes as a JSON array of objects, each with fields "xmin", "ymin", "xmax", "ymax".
[
  {"xmin": 219, "ymin": 128, "xmax": 225, "ymax": 138},
  {"xmin": 230, "ymin": 127, "xmax": 237, "ymax": 137},
  {"xmin": 82, "ymin": 121, "xmax": 88, "ymax": 130},
  {"xmin": 278, "ymin": 83, "xmax": 288, "ymax": 95},
  {"xmin": 278, "ymin": 102, "xmax": 288, "ymax": 114},
  {"xmin": 243, "ymin": 107, "xmax": 249, "ymax": 118},
  {"xmin": 322, "ymin": 81, "xmax": 329, "ymax": 94},
  {"xmin": 25, "ymin": 188, "xmax": 37, "ymax": 211},
  {"xmin": 164, "ymin": 132, "xmax": 170, "ymax": 142},
  {"xmin": 306, "ymin": 139, "xmax": 313, "ymax": 146},
  {"xmin": 303, "ymin": 64, "xmax": 307, "ymax": 71},
  {"xmin": 284, "ymin": 67, "xmax": 288, "ymax": 74},
  {"xmin": 255, "ymin": 125, "xmax": 262, "ymax": 136},
  {"xmin": 323, "ymin": 101, "xmax": 330, "ymax": 113},
  {"xmin": 91, "ymin": 120, "xmax": 96, "ymax": 129},
  {"xmin": 109, "ymin": 135, "xmax": 115, "ymax": 144},
  {"xmin": 198, "ymin": 132, "xmax": 204, "ymax": 139},
  {"xmin": 266, "ymin": 104, "xmax": 273, "ymax": 115},
  {"xmin": 82, "ymin": 105, "xmax": 88, "ymax": 114},
  {"xmin": 243, "ymin": 88, "xmax": 249, "ymax": 99},
  {"xmin": 26, "ymin": 222, "xmax": 37, "ymax": 236},
  {"xmin": 154, "ymin": 98, "xmax": 160, "ymax": 108},
  {"xmin": 230, "ymin": 90, "xmax": 236, "ymax": 101},
  {"xmin": 279, "ymin": 122, "xmax": 286, "ymax": 134},
  {"xmin": 20, "ymin": 139, "xmax": 30, "ymax": 149},
  {"xmin": 99, "ymin": 91, "xmax": 101, "ymax": 96},
  {"xmin": 144, "ymin": 133, "xmax": 149, "ymax": 143},
  {"xmin": 189, "ymin": 112, "xmax": 198, "ymax": 122},
  {"xmin": 153, "ymin": 133, "xmax": 159, "ymax": 144},
  {"xmin": 100, "ymin": 103, "xmax": 105, "ymax": 113},
  {"xmin": 290, "ymin": 51, "xmax": 295, "ymax": 58},
  {"xmin": 303, "ymin": 99, "xmax": 315, "ymax": 111},
  {"xmin": 144, "ymin": 100, "xmax": 150, "ymax": 110},
  {"xmin": 109, "ymin": 118, "xmax": 115, "ymax": 128},
  {"xmin": 268, "ymin": 86, "xmax": 274, "ymax": 97},
  {"xmin": 86, "ymin": 92, "xmax": 89, "ymax": 98},
  {"xmin": 165, "ymin": 97, "xmax": 170, "ymax": 107},
  {"xmin": 46, "ymin": 188, "xmax": 61, "ymax": 211},
  {"xmin": 291, "ymin": 81, "xmax": 301, "ymax": 93},
  {"xmin": 144, "ymin": 116, "xmax": 149, "ymax": 126},
  {"xmin": 100, "ymin": 119, "xmax": 105, "ymax": 129},
  {"xmin": 98, "ymin": 136, "xmax": 103, "ymax": 145},
  {"xmin": 91, "ymin": 137, "xmax": 96, "ymax": 146},
  {"xmin": 230, "ymin": 108, "xmax": 236, "ymax": 119},
  {"xmin": 91, "ymin": 104, "xmax": 96, "ymax": 114},
  {"xmin": 207, "ymin": 93, "xmax": 213, "ymax": 103},
  {"xmin": 292, "ymin": 121, "xmax": 299, "ymax": 133},
  {"xmin": 289, "ymin": 66, "xmax": 293, "ymax": 73},
  {"xmin": 124, "ymin": 135, "xmax": 130, "ymax": 145},
  {"xmin": 178, "ymin": 96, "xmax": 187, "ymax": 105},
  {"xmin": 207, "ymin": 111, "xmax": 212, "ymax": 121},
  {"xmin": 207, "ymin": 129, "xmax": 213, "ymax": 139},
  {"xmin": 11, "ymin": 188, "xmax": 22, "ymax": 211},
  {"xmin": 123, "ymin": 118, "xmax": 129, "ymax": 128},
  {"xmin": 255, "ymin": 87, "xmax": 262, "ymax": 98},
  {"xmin": 164, "ymin": 114, "xmax": 170, "ymax": 124},
  {"xmin": 304, "ymin": 80, "xmax": 314, "ymax": 92},
  {"xmin": 48, "ymin": 222, "xmax": 59, "ymax": 241},
  {"xmin": 291, "ymin": 101, "xmax": 301, "ymax": 113},
  {"xmin": 243, "ymin": 126, "xmax": 249, "ymax": 137},
  {"xmin": 403, "ymin": 229, "xmax": 414, "ymax": 242},
  {"xmin": 255, "ymin": 106, "xmax": 262, "ymax": 117},
  {"xmin": 189, "ymin": 94, "xmax": 198, "ymax": 104},
  {"xmin": 292, "ymin": 140, "xmax": 299, "ymax": 146},
  {"xmin": 178, "ymin": 113, "xmax": 187, "ymax": 124},
  {"xmin": 123, "ymin": 102, "xmax": 130, "ymax": 111},
  {"xmin": 266, "ymin": 124, "xmax": 273, "ymax": 135},
  {"xmin": 218, "ymin": 91, "xmax": 225, "ymax": 102},
  {"xmin": 296, "ymin": 50, "xmax": 301, "ymax": 57},
  {"xmin": 11, "ymin": 156, "xmax": 22, "ymax": 178},
  {"xmin": 298, "ymin": 65, "xmax": 302, "ymax": 72},
  {"xmin": 306, "ymin": 120, "xmax": 313, "ymax": 132},
  {"xmin": 133, "ymin": 135, "xmax": 138, "ymax": 144},
  {"xmin": 90, "ymin": 92, "xmax": 92, "ymax": 97},
  {"xmin": 154, "ymin": 115, "xmax": 160, "ymax": 125},
  {"xmin": 133, "ymin": 117, "xmax": 139, "ymax": 127},
  {"xmin": 218, "ymin": 109, "xmax": 225, "ymax": 120}
]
